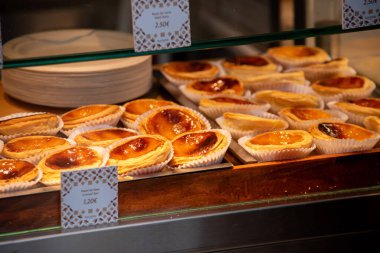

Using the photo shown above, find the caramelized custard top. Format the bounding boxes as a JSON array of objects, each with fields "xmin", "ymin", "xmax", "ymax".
[
  {"xmin": 210, "ymin": 97, "xmax": 254, "ymax": 105},
  {"xmin": 6, "ymin": 137, "xmax": 67, "ymax": 152},
  {"xmin": 0, "ymin": 113, "xmax": 54, "ymax": 127},
  {"xmin": 318, "ymin": 77, "xmax": 364, "ymax": 89},
  {"xmin": 109, "ymin": 137, "xmax": 162, "ymax": 160},
  {"xmin": 318, "ymin": 123, "xmax": 373, "ymax": 140},
  {"xmin": 290, "ymin": 108, "xmax": 331, "ymax": 120},
  {"xmin": 124, "ymin": 100, "xmax": 173, "ymax": 115},
  {"xmin": 173, "ymin": 61, "xmax": 212, "ymax": 72},
  {"xmin": 172, "ymin": 132, "xmax": 218, "ymax": 157},
  {"xmin": 351, "ymin": 98, "xmax": 380, "ymax": 109},
  {"xmin": 45, "ymin": 147, "xmax": 100, "ymax": 170},
  {"xmin": 146, "ymin": 109, "xmax": 205, "ymax": 140},
  {"xmin": 62, "ymin": 105, "xmax": 112, "ymax": 122},
  {"xmin": 0, "ymin": 160, "xmax": 35, "ymax": 180},
  {"xmin": 80, "ymin": 129, "xmax": 136, "ymax": 141},
  {"xmin": 250, "ymin": 132, "xmax": 304, "ymax": 145},
  {"xmin": 226, "ymin": 56, "xmax": 269, "ymax": 66},
  {"xmin": 191, "ymin": 77, "xmax": 241, "ymax": 93},
  {"xmin": 276, "ymin": 47, "xmax": 318, "ymax": 57}
]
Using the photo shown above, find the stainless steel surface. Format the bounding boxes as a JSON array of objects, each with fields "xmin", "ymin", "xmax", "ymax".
[
  {"xmin": 160, "ymin": 77, "xmax": 257, "ymax": 164},
  {"xmin": 1, "ymin": 190, "xmax": 379, "ymax": 252}
]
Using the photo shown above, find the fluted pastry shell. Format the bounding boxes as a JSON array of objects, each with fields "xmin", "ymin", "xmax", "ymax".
[
  {"xmin": 309, "ymin": 122, "xmax": 379, "ymax": 154},
  {"xmin": 2, "ymin": 136, "xmax": 74, "ymax": 164},
  {"xmin": 0, "ymin": 140, "xmax": 3, "ymax": 154},
  {"xmin": 267, "ymin": 45, "xmax": 331, "ymax": 69},
  {"xmin": 161, "ymin": 61, "xmax": 220, "ymax": 85},
  {"xmin": 180, "ymin": 76, "xmax": 245, "ymax": 103},
  {"xmin": 279, "ymin": 107, "xmax": 348, "ymax": 130},
  {"xmin": 0, "ymin": 159, "xmax": 42, "ymax": 192},
  {"xmin": 328, "ymin": 99, "xmax": 380, "ymax": 125},
  {"xmin": 221, "ymin": 56, "xmax": 281, "ymax": 79},
  {"xmin": 135, "ymin": 105, "xmax": 211, "ymax": 140},
  {"xmin": 253, "ymin": 90, "xmax": 323, "ymax": 113},
  {"xmin": 285, "ymin": 58, "xmax": 356, "ymax": 82},
  {"xmin": 39, "ymin": 146, "xmax": 106, "ymax": 185},
  {"xmin": 198, "ymin": 95, "xmax": 270, "ymax": 118},
  {"xmin": 169, "ymin": 129, "xmax": 231, "ymax": 169},
  {"xmin": 238, "ymin": 130, "xmax": 315, "ymax": 162},
  {"xmin": 69, "ymin": 125, "xmax": 138, "ymax": 148},
  {"xmin": 311, "ymin": 76, "xmax": 375, "ymax": 102},
  {"xmin": 242, "ymin": 71, "xmax": 309, "ymax": 92},
  {"xmin": 121, "ymin": 99, "xmax": 176, "ymax": 128},
  {"xmin": 216, "ymin": 112, "xmax": 288, "ymax": 139},
  {"xmin": 0, "ymin": 112, "xmax": 63, "ymax": 142},
  {"xmin": 106, "ymin": 134, "xmax": 173, "ymax": 176},
  {"xmin": 364, "ymin": 116, "xmax": 380, "ymax": 133},
  {"xmin": 61, "ymin": 104, "xmax": 124, "ymax": 136}
]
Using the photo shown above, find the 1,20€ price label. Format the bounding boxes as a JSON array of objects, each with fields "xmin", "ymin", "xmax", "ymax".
[
  {"xmin": 131, "ymin": 0, "xmax": 191, "ymax": 52},
  {"xmin": 343, "ymin": 0, "xmax": 380, "ymax": 29}
]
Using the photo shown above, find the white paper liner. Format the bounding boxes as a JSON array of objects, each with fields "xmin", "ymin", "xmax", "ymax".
[
  {"xmin": 60, "ymin": 106, "xmax": 125, "ymax": 137},
  {"xmin": 133, "ymin": 105, "xmax": 211, "ymax": 134},
  {"xmin": 0, "ymin": 169, "xmax": 42, "ymax": 193},
  {"xmin": 312, "ymin": 134, "xmax": 380, "ymax": 155},
  {"xmin": 327, "ymin": 101, "xmax": 367, "ymax": 126},
  {"xmin": 216, "ymin": 112, "xmax": 289, "ymax": 140},
  {"xmin": 170, "ymin": 129, "xmax": 232, "ymax": 169},
  {"xmin": 312, "ymin": 81, "xmax": 376, "ymax": 103},
  {"xmin": 39, "ymin": 146, "xmax": 108, "ymax": 186},
  {"xmin": 251, "ymin": 93, "xmax": 324, "ymax": 114},
  {"xmin": 120, "ymin": 118, "xmax": 136, "ymax": 129},
  {"xmin": 238, "ymin": 134, "xmax": 316, "ymax": 162},
  {"xmin": 68, "ymin": 124, "xmax": 138, "ymax": 147},
  {"xmin": 244, "ymin": 80, "xmax": 311, "ymax": 92},
  {"xmin": 285, "ymin": 66, "xmax": 357, "ymax": 83},
  {"xmin": 0, "ymin": 112, "xmax": 64, "ymax": 142},
  {"xmin": 106, "ymin": 135, "xmax": 173, "ymax": 177},
  {"xmin": 179, "ymin": 84, "xmax": 244, "ymax": 104},
  {"xmin": 278, "ymin": 109, "xmax": 348, "ymax": 131}
]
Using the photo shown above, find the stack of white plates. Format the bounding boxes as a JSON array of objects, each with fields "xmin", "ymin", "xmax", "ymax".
[{"xmin": 2, "ymin": 29, "xmax": 152, "ymax": 108}]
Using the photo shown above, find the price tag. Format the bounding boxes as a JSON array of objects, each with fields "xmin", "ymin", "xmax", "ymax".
[
  {"xmin": 343, "ymin": 0, "xmax": 380, "ymax": 29},
  {"xmin": 131, "ymin": 0, "xmax": 191, "ymax": 52},
  {"xmin": 61, "ymin": 166, "xmax": 118, "ymax": 229}
]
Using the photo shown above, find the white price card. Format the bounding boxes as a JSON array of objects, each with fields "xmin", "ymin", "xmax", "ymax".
[
  {"xmin": 61, "ymin": 166, "xmax": 118, "ymax": 229},
  {"xmin": 131, "ymin": 0, "xmax": 191, "ymax": 52},
  {"xmin": 343, "ymin": 0, "xmax": 380, "ymax": 29}
]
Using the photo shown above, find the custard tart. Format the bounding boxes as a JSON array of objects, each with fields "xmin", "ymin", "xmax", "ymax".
[
  {"xmin": 279, "ymin": 107, "xmax": 347, "ymax": 130},
  {"xmin": 0, "ymin": 159, "xmax": 41, "ymax": 192},
  {"xmin": 180, "ymin": 76, "xmax": 245, "ymax": 103},
  {"xmin": 198, "ymin": 95, "xmax": 270, "ymax": 118},
  {"xmin": 267, "ymin": 45, "xmax": 331, "ymax": 69},
  {"xmin": 309, "ymin": 122, "xmax": 379, "ymax": 154},
  {"xmin": 222, "ymin": 55, "xmax": 280, "ymax": 78},
  {"xmin": 311, "ymin": 76, "xmax": 375, "ymax": 101},
  {"xmin": 216, "ymin": 112, "xmax": 288, "ymax": 139},
  {"xmin": 107, "ymin": 135, "xmax": 172, "ymax": 176},
  {"xmin": 39, "ymin": 146, "xmax": 105, "ymax": 185},
  {"xmin": 161, "ymin": 61, "xmax": 219, "ymax": 85},
  {"xmin": 0, "ymin": 112, "xmax": 62, "ymax": 141},
  {"xmin": 122, "ymin": 98, "xmax": 176, "ymax": 128},
  {"xmin": 238, "ymin": 130, "xmax": 315, "ymax": 162},
  {"xmin": 364, "ymin": 116, "xmax": 380, "ymax": 133},
  {"xmin": 254, "ymin": 90, "xmax": 322, "ymax": 113},
  {"xmin": 169, "ymin": 129, "xmax": 231, "ymax": 169},
  {"xmin": 61, "ymin": 104, "xmax": 124, "ymax": 135},
  {"xmin": 136, "ymin": 105, "xmax": 211, "ymax": 140},
  {"xmin": 2, "ymin": 136, "xmax": 73, "ymax": 163},
  {"xmin": 285, "ymin": 57, "xmax": 356, "ymax": 82},
  {"xmin": 329, "ymin": 98, "xmax": 380, "ymax": 125},
  {"xmin": 71, "ymin": 126, "xmax": 138, "ymax": 148},
  {"xmin": 242, "ymin": 71, "xmax": 308, "ymax": 92}
]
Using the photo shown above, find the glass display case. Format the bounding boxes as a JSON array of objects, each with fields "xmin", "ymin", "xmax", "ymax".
[{"xmin": 0, "ymin": 0, "xmax": 380, "ymax": 252}]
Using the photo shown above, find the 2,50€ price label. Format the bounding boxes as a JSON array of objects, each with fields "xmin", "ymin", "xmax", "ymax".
[
  {"xmin": 343, "ymin": 0, "xmax": 380, "ymax": 29},
  {"xmin": 131, "ymin": 0, "xmax": 191, "ymax": 52}
]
